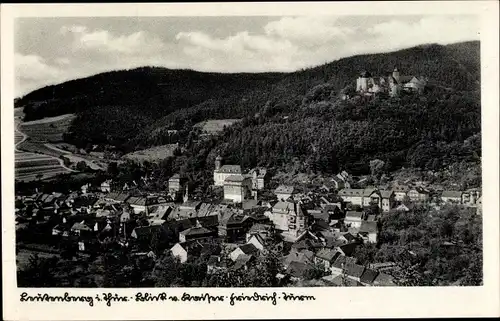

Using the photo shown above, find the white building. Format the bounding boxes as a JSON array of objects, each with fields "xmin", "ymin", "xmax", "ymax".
[
  {"xmin": 213, "ymin": 155, "xmax": 242, "ymax": 186},
  {"xmin": 223, "ymin": 175, "xmax": 252, "ymax": 203}
]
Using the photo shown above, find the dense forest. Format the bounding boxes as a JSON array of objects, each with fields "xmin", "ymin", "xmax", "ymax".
[{"xmin": 15, "ymin": 41, "xmax": 481, "ymax": 176}]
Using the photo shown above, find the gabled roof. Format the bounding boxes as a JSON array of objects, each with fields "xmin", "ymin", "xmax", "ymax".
[
  {"xmin": 341, "ymin": 232, "xmax": 357, "ymax": 242},
  {"xmin": 363, "ymin": 187, "xmax": 378, "ymax": 197},
  {"xmin": 232, "ymin": 254, "xmax": 254, "ymax": 270},
  {"xmin": 133, "ymin": 225, "xmax": 164, "ymax": 237},
  {"xmin": 442, "ymin": 190, "xmax": 463, "ymax": 198},
  {"xmin": 324, "ymin": 274, "xmax": 364, "ymax": 287},
  {"xmin": 315, "ymin": 248, "xmax": 339, "ymax": 262},
  {"xmin": 224, "ymin": 175, "xmax": 247, "ymax": 183},
  {"xmin": 338, "ymin": 242, "xmax": 358, "ymax": 256},
  {"xmin": 71, "ymin": 222, "xmax": 93, "ymax": 231},
  {"xmin": 345, "ymin": 211, "xmax": 363, "ymax": 220},
  {"xmin": 345, "ymin": 263, "xmax": 365, "ymax": 278},
  {"xmin": 359, "ymin": 221, "xmax": 378, "ymax": 234},
  {"xmin": 179, "ymin": 226, "xmax": 213, "ymax": 236},
  {"xmin": 338, "ymin": 189, "xmax": 363, "ymax": 196},
  {"xmin": 373, "ymin": 272, "xmax": 396, "ymax": 286},
  {"xmin": 380, "ymin": 190, "xmax": 394, "ymax": 198},
  {"xmin": 238, "ymin": 243, "xmax": 260, "ymax": 256},
  {"xmin": 217, "ymin": 165, "xmax": 242, "ymax": 173},
  {"xmin": 286, "ymin": 261, "xmax": 312, "ymax": 278},
  {"xmin": 332, "ymin": 255, "xmax": 356, "ymax": 269},
  {"xmin": 247, "ymin": 223, "xmax": 272, "ymax": 234},
  {"xmin": 360, "ymin": 268, "xmax": 379, "ymax": 284},
  {"xmin": 273, "ymin": 201, "xmax": 296, "ymax": 212}
]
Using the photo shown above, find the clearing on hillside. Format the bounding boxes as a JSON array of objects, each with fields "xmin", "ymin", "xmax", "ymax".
[
  {"xmin": 193, "ymin": 119, "xmax": 241, "ymax": 135},
  {"xmin": 122, "ymin": 144, "xmax": 179, "ymax": 163},
  {"xmin": 20, "ymin": 113, "xmax": 76, "ymax": 143}
]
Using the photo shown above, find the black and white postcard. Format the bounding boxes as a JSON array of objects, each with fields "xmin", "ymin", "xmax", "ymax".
[{"xmin": 2, "ymin": 2, "xmax": 499, "ymax": 320}]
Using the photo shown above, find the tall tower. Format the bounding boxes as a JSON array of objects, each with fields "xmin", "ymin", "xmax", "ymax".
[
  {"xmin": 215, "ymin": 155, "xmax": 222, "ymax": 171},
  {"xmin": 392, "ymin": 67, "xmax": 400, "ymax": 83},
  {"xmin": 183, "ymin": 186, "xmax": 189, "ymax": 203}
]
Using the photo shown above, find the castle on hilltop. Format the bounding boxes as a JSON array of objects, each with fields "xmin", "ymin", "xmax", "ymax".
[{"xmin": 355, "ymin": 68, "xmax": 428, "ymax": 97}]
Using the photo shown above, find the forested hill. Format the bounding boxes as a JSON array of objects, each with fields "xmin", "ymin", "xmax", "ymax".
[
  {"xmin": 15, "ymin": 41, "xmax": 480, "ymax": 176},
  {"xmin": 15, "ymin": 68, "xmax": 286, "ymax": 121}
]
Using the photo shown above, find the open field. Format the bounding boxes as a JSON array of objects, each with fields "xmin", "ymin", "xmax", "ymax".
[
  {"xmin": 15, "ymin": 113, "xmax": 73, "ymax": 181},
  {"xmin": 123, "ymin": 144, "xmax": 179, "ymax": 163},
  {"xmin": 194, "ymin": 119, "xmax": 241, "ymax": 135},
  {"xmin": 17, "ymin": 141, "xmax": 67, "ymax": 158},
  {"xmin": 20, "ymin": 113, "xmax": 76, "ymax": 143}
]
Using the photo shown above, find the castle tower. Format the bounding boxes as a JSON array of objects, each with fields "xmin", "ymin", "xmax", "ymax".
[
  {"xmin": 215, "ymin": 155, "xmax": 222, "ymax": 171},
  {"xmin": 392, "ymin": 67, "xmax": 400, "ymax": 83},
  {"xmin": 357, "ymin": 71, "xmax": 371, "ymax": 92}
]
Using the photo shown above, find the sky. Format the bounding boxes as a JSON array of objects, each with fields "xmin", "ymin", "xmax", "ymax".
[{"xmin": 14, "ymin": 15, "xmax": 479, "ymax": 97}]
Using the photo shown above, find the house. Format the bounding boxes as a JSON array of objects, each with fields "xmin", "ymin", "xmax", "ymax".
[
  {"xmin": 339, "ymin": 232, "xmax": 358, "ymax": 244},
  {"xmin": 336, "ymin": 242, "xmax": 359, "ymax": 257},
  {"xmin": 168, "ymin": 174, "xmax": 182, "ymax": 193},
  {"xmin": 147, "ymin": 204, "xmax": 173, "ymax": 225},
  {"xmin": 359, "ymin": 221, "xmax": 378, "ymax": 244},
  {"xmin": 231, "ymin": 254, "xmax": 255, "ymax": 271},
  {"xmin": 170, "ymin": 240, "xmax": 207, "ymax": 263},
  {"xmin": 344, "ymin": 211, "xmax": 364, "ymax": 228},
  {"xmin": 393, "ymin": 185, "xmax": 409, "ymax": 202},
  {"xmin": 338, "ymin": 189, "xmax": 364, "ymax": 206},
  {"xmin": 229, "ymin": 243, "xmax": 260, "ymax": 261},
  {"xmin": 344, "ymin": 262, "xmax": 366, "ymax": 282},
  {"xmin": 52, "ymin": 222, "xmax": 72, "ymax": 237},
  {"xmin": 285, "ymin": 261, "xmax": 313, "ymax": 281},
  {"xmin": 248, "ymin": 168, "xmax": 268, "ymax": 190},
  {"xmin": 282, "ymin": 248, "xmax": 315, "ymax": 269},
  {"xmin": 179, "ymin": 220, "xmax": 216, "ymax": 243},
  {"xmin": 130, "ymin": 225, "xmax": 165, "ymax": 241},
  {"xmin": 207, "ymin": 255, "xmax": 227, "ymax": 274},
  {"xmin": 476, "ymin": 196, "xmax": 482, "ymax": 215},
  {"xmin": 330, "ymin": 176, "xmax": 346, "ymax": 190},
  {"xmin": 213, "ymin": 156, "xmax": 242, "ymax": 186},
  {"xmin": 274, "ymin": 185, "xmax": 296, "ymax": 201},
  {"xmin": 246, "ymin": 223, "xmax": 273, "ymax": 242},
  {"xmin": 269, "ymin": 200, "xmax": 306, "ymax": 233},
  {"xmin": 362, "ymin": 188, "xmax": 381, "ymax": 207},
  {"xmin": 322, "ymin": 274, "xmax": 364, "ymax": 287},
  {"xmin": 379, "ymin": 190, "xmax": 395, "ymax": 212},
  {"xmin": 373, "ymin": 272, "xmax": 396, "ymax": 286},
  {"xmin": 101, "ymin": 180, "xmax": 111, "ymax": 193},
  {"xmin": 441, "ymin": 191, "xmax": 463, "ymax": 204},
  {"xmin": 247, "ymin": 233, "xmax": 267, "ymax": 251},
  {"xmin": 395, "ymin": 203, "xmax": 415, "ymax": 212},
  {"xmin": 223, "ymin": 175, "xmax": 252, "ymax": 203},
  {"xmin": 408, "ymin": 187, "xmax": 430, "ymax": 202},
  {"xmin": 70, "ymin": 221, "xmax": 93, "ymax": 235},
  {"xmin": 330, "ymin": 255, "xmax": 357, "ymax": 276},
  {"xmin": 104, "ymin": 192, "xmax": 131, "ymax": 204},
  {"xmin": 218, "ymin": 211, "xmax": 254, "ymax": 242},
  {"xmin": 127, "ymin": 196, "xmax": 160, "ymax": 215},
  {"xmin": 359, "ymin": 268, "xmax": 379, "ymax": 286},
  {"xmin": 462, "ymin": 189, "xmax": 481, "ymax": 205},
  {"xmin": 314, "ymin": 248, "xmax": 340, "ymax": 272}
]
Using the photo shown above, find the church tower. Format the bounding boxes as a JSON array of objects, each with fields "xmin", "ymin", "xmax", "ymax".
[
  {"xmin": 215, "ymin": 155, "xmax": 222, "ymax": 171},
  {"xmin": 392, "ymin": 67, "xmax": 400, "ymax": 83},
  {"xmin": 183, "ymin": 186, "xmax": 189, "ymax": 203}
]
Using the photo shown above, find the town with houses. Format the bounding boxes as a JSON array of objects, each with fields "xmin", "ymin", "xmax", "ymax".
[{"xmin": 15, "ymin": 154, "xmax": 482, "ymax": 287}]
